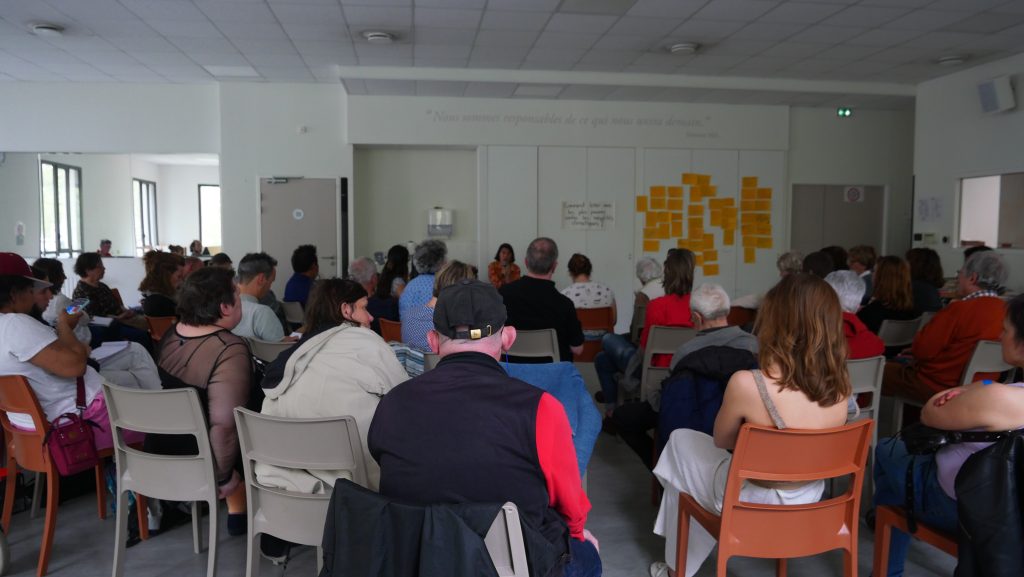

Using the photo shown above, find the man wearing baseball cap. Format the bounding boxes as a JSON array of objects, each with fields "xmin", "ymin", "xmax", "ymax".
[{"xmin": 368, "ymin": 279, "xmax": 601, "ymax": 576}]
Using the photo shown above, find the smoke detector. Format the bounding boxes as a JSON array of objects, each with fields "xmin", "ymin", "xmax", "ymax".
[
  {"xmin": 29, "ymin": 22, "xmax": 65, "ymax": 37},
  {"xmin": 361, "ymin": 31, "xmax": 395, "ymax": 44},
  {"xmin": 669, "ymin": 42, "xmax": 701, "ymax": 55}
]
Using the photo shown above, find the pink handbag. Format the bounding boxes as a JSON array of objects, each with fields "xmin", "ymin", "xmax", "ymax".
[{"xmin": 44, "ymin": 377, "xmax": 99, "ymax": 476}]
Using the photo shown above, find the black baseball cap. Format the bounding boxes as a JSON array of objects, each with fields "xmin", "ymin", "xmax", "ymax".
[{"xmin": 433, "ymin": 279, "xmax": 507, "ymax": 340}]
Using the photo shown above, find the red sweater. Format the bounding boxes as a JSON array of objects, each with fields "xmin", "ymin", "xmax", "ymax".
[
  {"xmin": 843, "ymin": 312, "xmax": 884, "ymax": 360},
  {"xmin": 912, "ymin": 296, "xmax": 1005, "ymax": 392},
  {"xmin": 641, "ymin": 293, "xmax": 695, "ymax": 367}
]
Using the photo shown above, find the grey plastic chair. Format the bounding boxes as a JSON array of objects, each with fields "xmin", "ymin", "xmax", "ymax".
[
  {"xmin": 847, "ymin": 355, "xmax": 885, "ymax": 496},
  {"xmin": 102, "ymin": 382, "xmax": 219, "ymax": 577},
  {"xmin": 483, "ymin": 503, "xmax": 529, "ymax": 577},
  {"xmin": 233, "ymin": 408, "xmax": 368, "ymax": 577},
  {"xmin": 423, "ymin": 352, "xmax": 440, "ymax": 371},
  {"xmin": 246, "ymin": 338, "xmax": 292, "ymax": 363},
  {"xmin": 640, "ymin": 326, "xmax": 696, "ymax": 403},
  {"xmin": 281, "ymin": 301, "xmax": 304, "ymax": 327},
  {"xmin": 961, "ymin": 339, "xmax": 1012, "ymax": 385},
  {"xmin": 877, "ymin": 317, "xmax": 923, "ymax": 349},
  {"xmin": 507, "ymin": 328, "xmax": 560, "ymax": 362}
]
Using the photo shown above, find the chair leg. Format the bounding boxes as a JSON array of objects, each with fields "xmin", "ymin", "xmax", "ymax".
[
  {"xmin": 317, "ymin": 546, "xmax": 324, "ymax": 575},
  {"xmin": 206, "ymin": 499, "xmax": 218, "ymax": 577},
  {"xmin": 111, "ymin": 489, "xmax": 131, "ymax": 577},
  {"xmin": 192, "ymin": 501, "xmax": 201, "ymax": 554},
  {"xmin": 136, "ymin": 495, "xmax": 149, "ymax": 541},
  {"xmin": 95, "ymin": 463, "xmax": 107, "ymax": 520},
  {"xmin": 246, "ymin": 529, "xmax": 260, "ymax": 577},
  {"xmin": 843, "ymin": 547, "xmax": 856, "ymax": 577},
  {"xmin": 37, "ymin": 472, "xmax": 59, "ymax": 577},
  {"xmin": 675, "ymin": 503, "xmax": 690, "ymax": 577},
  {"xmin": 30, "ymin": 472, "xmax": 43, "ymax": 520},
  {"xmin": 776, "ymin": 558, "xmax": 787, "ymax": 577},
  {"xmin": 872, "ymin": 509, "xmax": 893, "ymax": 577},
  {"xmin": 2, "ymin": 453, "xmax": 16, "ymax": 533}
]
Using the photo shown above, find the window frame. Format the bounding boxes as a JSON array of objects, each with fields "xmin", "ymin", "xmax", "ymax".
[
  {"xmin": 133, "ymin": 178, "xmax": 158, "ymax": 255},
  {"xmin": 39, "ymin": 160, "xmax": 83, "ymax": 258},
  {"xmin": 197, "ymin": 183, "xmax": 222, "ymax": 249}
]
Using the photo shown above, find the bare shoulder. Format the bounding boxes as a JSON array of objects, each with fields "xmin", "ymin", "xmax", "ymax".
[{"xmin": 725, "ymin": 370, "xmax": 759, "ymax": 398}]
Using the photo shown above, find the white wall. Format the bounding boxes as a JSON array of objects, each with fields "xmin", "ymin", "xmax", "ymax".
[
  {"xmin": 0, "ymin": 153, "xmax": 42, "ymax": 256},
  {"xmin": 353, "ymin": 147, "xmax": 477, "ymax": 264},
  {"xmin": 959, "ymin": 176, "xmax": 1000, "ymax": 247},
  {"xmin": 915, "ymin": 53, "xmax": 1024, "ymax": 290},
  {"xmin": 157, "ymin": 164, "xmax": 221, "ymax": 249}
]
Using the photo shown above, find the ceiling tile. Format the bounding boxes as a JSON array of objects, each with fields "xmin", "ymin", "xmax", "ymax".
[
  {"xmin": 106, "ymin": 36, "xmax": 179, "ymax": 52},
  {"xmin": 76, "ymin": 19, "xmax": 155, "ymax": 37},
  {"xmin": 761, "ymin": 42, "xmax": 832, "ymax": 58},
  {"xmin": 669, "ymin": 19, "xmax": 747, "ymax": 41},
  {"xmin": 790, "ymin": 25, "xmax": 870, "ymax": 44},
  {"xmin": 485, "ymin": 0, "xmax": 560, "ymax": 11},
  {"xmin": 520, "ymin": 59, "xmax": 574, "ymax": 70},
  {"xmin": 190, "ymin": 52, "xmax": 250, "ymax": 66},
  {"xmin": 474, "ymin": 29, "xmax": 539, "ymax": 47},
  {"xmin": 233, "ymin": 39, "xmax": 300, "ymax": 54},
  {"xmin": 572, "ymin": 60, "xmax": 628, "ymax": 71},
  {"xmin": 416, "ymin": 80, "xmax": 467, "ymax": 95},
  {"xmin": 626, "ymin": 0, "xmax": 705, "ymax": 18},
  {"xmin": 591, "ymin": 34, "xmax": 660, "ymax": 51},
  {"xmin": 364, "ymin": 79, "xmax": 416, "ymax": 94},
  {"xmin": 470, "ymin": 44, "xmax": 530, "ymax": 61},
  {"xmin": 864, "ymin": 45, "xmax": 935, "ymax": 63},
  {"xmin": 729, "ymin": 55, "xmax": 796, "ymax": 73},
  {"xmin": 147, "ymin": 20, "xmax": 226, "ymax": 39},
  {"xmin": 169, "ymin": 37, "xmax": 238, "ymax": 54},
  {"xmin": 533, "ymin": 31, "xmax": 600, "ymax": 49},
  {"xmin": 760, "ymin": 2, "xmax": 847, "ymax": 24},
  {"xmin": 625, "ymin": 52, "xmax": 683, "ymax": 72},
  {"xmin": 121, "ymin": 0, "xmax": 208, "ymax": 21},
  {"xmin": 684, "ymin": 53, "xmax": 750, "ymax": 67},
  {"xmin": 781, "ymin": 58, "xmax": 845, "ymax": 73},
  {"xmin": 905, "ymin": 31, "xmax": 984, "ymax": 51},
  {"xmin": 606, "ymin": 16, "xmax": 682, "ymax": 36},
  {"xmin": 544, "ymin": 13, "xmax": 618, "ymax": 34},
  {"xmin": 525, "ymin": 47, "xmax": 587, "ymax": 64},
  {"xmin": 417, "ymin": 0, "xmax": 487, "ymax": 8},
  {"xmin": 357, "ymin": 56, "xmax": 413, "ymax": 66},
  {"xmin": 415, "ymin": 43, "xmax": 472, "ymax": 59},
  {"xmin": 692, "ymin": 0, "xmax": 779, "ymax": 22},
  {"xmin": 415, "ymin": 8, "xmax": 483, "ymax": 29},
  {"xmin": 246, "ymin": 52, "xmax": 306, "ymax": 67},
  {"xmin": 882, "ymin": 9, "xmax": 970, "ymax": 31},
  {"xmin": 131, "ymin": 52, "xmax": 196, "ymax": 67},
  {"xmin": 479, "ymin": 11, "xmax": 551, "ymax": 31},
  {"xmin": 703, "ymin": 38, "xmax": 776, "ymax": 56},
  {"xmin": 302, "ymin": 52, "xmax": 358, "ymax": 66},
  {"xmin": 283, "ymin": 23, "xmax": 350, "ymax": 41},
  {"xmin": 993, "ymin": 1, "xmax": 1024, "ymax": 14},
  {"xmin": 354, "ymin": 43, "xmax": 413, "ymax": 58},
  {"xmin": 414, "ymin": 27, "xmax": 478, "ymax": 45},
  {"xmin": 943, "ymin": 12, "xmax": 1024, "ymax": 33},
  {"xmin": 270, "ymin": 4, "xmax": 345, "ymax": 25},
  {"xmin": 835, "ymin": 59, "xmax": 896, "ymax": 76},
  {"xmin": 256, "ymin": 65, "xmax": 314, "ymax": 81},
  {"xmin": 823, "ymin": 5, "xmax": 913, "ymax": 27},
  {"xmin": 294, "ymin": 40, "xmax": 356, "ymax": 55},
  {"xmin": 216, "ymin": 21, "xmax": 288, "ymax": 40},
  {"xmin": 76, "ymin": 51, "xmax": 140, "ymax": 66},
  {"xmin": 463, "ymin": 81, "xmax": 517, "ymax": 97},
  {"xmin": 578, "ymin": 49, "xmax": 642, "ymax": 65},
  {"xmin": 45, "ymin": 0, "xmax": 137, "ymax": 21},
  {"xmin": 815, "ymin": 43, "xmax": 882, "ymax": 61},
  {"xmin": 928, "ymin": 0, "xmax": 1006, "ymax": 10},
  {"xmin": 413, "ymin": 57, "xmax": 467, "ymax": 67},
  {"xmin": 859, "ymin": 0, "xmax": 933, "ymax": 7},
  {"xmin": 195, "ymin": 2, "xmax": 278, "ymax": 24},
  {"xmin": 341, "ymin": 78, "xmax": 366, "ymax": 94},
  {"xmin": 560, "ymin": 0, "xmax": 637, "ymax": 16},
  {"xmin": 44, "ymin": 36, "xmax": 119, "ymax": 53},
  {"xmin": 736, "ymin": 21, "xmax": 808, "ymax": 41},
  {"xmin": 148, "ymin": 63, "xmax": 213, "ymax": 78},
  {"xmin": 847, "ymin": 28, "xmax": 922, "ymax": 47},
  {"xmin": 342, "ymin": 6, "xmax": 412, "ymax": 28}
]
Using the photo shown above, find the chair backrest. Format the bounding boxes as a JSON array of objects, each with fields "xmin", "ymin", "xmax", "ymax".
[
  {"xmin": 727, "ymin": 306, "xmax": 756, "ymax": 328},
  {"xmin": 718, "ymin": 420, "xmax": 873, "ymax": 560},
  {"xmin": 423, "ymin": 352, "xmax": 440, "ymax": 371},
  {"xmin": 961, "ymin": 340, "xmax": 1013, "ymax": 386},
  {"xmin": 847, "ymin": 356, "xmax": 884, "ymax": 449},
  {"xmin": 641, "ymin": 326, "xmax": 696, "ymax": 402},
  {"xmin": 877, "ymin": 317, "xmax": 923, "ymax": 348},
  {"xmin": 145, "ymin": 316, "xmax": 176, "ymax": 342},
  {"xmin": 0, "ymin": 375, "xmax": 53, "ymax": 473},
  {"xmin": 234, "ymin": 408, "xmax": 367, "ymax": 546},
  {"xmin": 111, "ymin": 287, "xmax": 125, "ymax": 309},
  {"xmin": 483, "ymin": 502, "xmax": 530, "ymax": 577},
  {"xmin": 629, "ymin": 297, "xmax": 647, "ymax": 343},
  {"xmin": 246, "ymin": 338, "xmax": 292, "ymax": 363},
  {"xmin": 576, "ymin": 307, "xmax": 614, "ymax": 332},
  {"xmin": 379, "ymin": 318, "xmax": 402, "ymax": 343},
  {"xmin": 101, "ymin": 382, "xmax": 218, "ymax": 502},
  {"xmin": 281, "ymin": 301, "xmax": 304, "ymax": 326},
  {"xmin": 507, "ymin": 328, "xmax": 560, "ymax": 362},
  {"xmin": 918, "ymin": 311, "xmax": 936, "ymax": 329}
]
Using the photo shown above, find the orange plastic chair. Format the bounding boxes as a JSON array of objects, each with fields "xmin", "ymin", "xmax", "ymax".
[
  {"xmin": 145, "ymin": 316, "xmax": 176, "ymax": 343},
  {"xmin": 0, "ymin": 375, "xmax": 133, "ymax": 576},
  {"xmin": 379, "ymin": 318, "xmax": 402, "ymax": 343},
  {"xmin": 575, "ymin": 307, "xmax": 615, "ymax": 362},
  {"xmin": 676, "ymin": 420, "xmax": 873, "ymax": 577},
  {"xmin": 727, "ymin": 306, "xmax": 756, "ymax": 328},
  {"xmin": 872, "ymin": 505, "xmax": 956, "ymax": 576}
]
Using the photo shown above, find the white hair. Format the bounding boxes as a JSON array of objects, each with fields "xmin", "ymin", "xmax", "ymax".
[
  {"xmin": 348, "ymin": 257, "xmax": 377, "ymax": 285},
  {"xmin": 825, "ymin": 270, "xmax": 865, "ymax": 313},
  {"xmin": 963, "ymin": 251, "xmax": 1008, "ymax": 291},
  {"xmin": 635, "ymin": 257, "xmax": 662, "ymax": 284},
  {"xmin": 690, "ymin": 283, "xmax": 731, "ymax": 320}
]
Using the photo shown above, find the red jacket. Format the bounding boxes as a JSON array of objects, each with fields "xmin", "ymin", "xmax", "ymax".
[
  {"xmin": 843, "ymin": 312, "xmax": 884, "ymax": 360},
  {"xmin": 641, "ymin": 293, "xmax": 695, "ymax": 367},
  {"xmin": 912, "ymin": 296, "xmax": 1005, "ymax": 392}
]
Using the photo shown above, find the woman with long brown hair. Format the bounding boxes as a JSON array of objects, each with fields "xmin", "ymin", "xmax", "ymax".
[
  {"xmin": 857, "ymin": 255, "xmax": 919, "ymax": 334},
  {"xmin": 650, "ymin": 274, "xmax": 851, "ymax": 577}
]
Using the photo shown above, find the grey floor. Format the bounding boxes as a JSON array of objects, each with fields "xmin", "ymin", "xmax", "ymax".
[{"xmin": 0, "ymin": 367, "xmax": 957, "ymax": 577}]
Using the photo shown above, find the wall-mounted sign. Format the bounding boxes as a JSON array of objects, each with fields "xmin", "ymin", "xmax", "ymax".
[{"xmin": 562, "ymin": 201, "xmax": 615, "ymax": 230}]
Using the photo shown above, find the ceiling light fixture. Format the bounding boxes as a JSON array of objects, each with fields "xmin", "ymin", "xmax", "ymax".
[
  {"xmin": 29, "ymin": 22, "xmax": 65, "ymax": 38},
  {"xmin": 362, "ymin": 31, "xmax": 395, "ymax": 44},
  {"xmin": 935, "ymin": 54, "xmax": 969, "ymax": 66},
  {"xmin": 669, "ymin": 42, "xmax": 701, "ymax": 55}
]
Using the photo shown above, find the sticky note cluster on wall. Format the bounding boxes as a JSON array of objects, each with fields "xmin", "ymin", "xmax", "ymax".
[{"xmin": 739, "ymin": 177, "xmax": 773, "ymax": 264}]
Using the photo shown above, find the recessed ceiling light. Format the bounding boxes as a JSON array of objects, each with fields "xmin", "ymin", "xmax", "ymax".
[
  {"xmin": 935, "ymin": 54, "xmax": 969, "ymax": 66},
  {"xmin": 29, "ymin": 22, "xmax": 65, "ymax": 38},
  {"xmin": 362, "ymin": 31, "xmax": 395, "ymax": 44},
  {"xmin": 669, "ymin": 42, "xmax": 701, "ymax": 55}
]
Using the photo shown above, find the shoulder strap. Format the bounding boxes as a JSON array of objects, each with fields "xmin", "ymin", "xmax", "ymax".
[
  {"xmin": 752, "ymin": 369, "xmax": 787, "ymax": 429},
  {"xmin": 76, "ymin": 376, "xmax": 87, "ymax": 413}
]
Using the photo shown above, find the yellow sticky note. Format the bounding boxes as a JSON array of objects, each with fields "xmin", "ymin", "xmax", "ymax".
[
  {"xmin": 756, "ymin": 223, "xmax": 770, "ymax": 235},
  {"xmin": 741, "ymin": 224, "xmax": 754, "ymax": 235},
  {"xmin": 703, "ymin": 233, "xmax": 714, "ymax": 247},
  {"xmin": 636, "ymin": 196, "xmax": 648, "ymax": 212},
  {"xmin": 706, "ymin": 186, "xmax": 717, "ymax": 197},
  {"xmin": 723, "ymin": 217, "xmax": 737, "ymax": 229},
  {"xmin": 651, "ymin": 197, "xmax": 667, "ymax": 210},
  {"xmin": 744, "ymin": 247, "xmax": 756, "ymax": 264},
  {"xmin": 682, "ymin": 173, "xmax": 698, "ymax": 185},
  {"xmin": 710, "ymin": 210, "xmax": 722, "ymax": 227},
  {"xmin": 671, "ymin": 212, "xmax": 683, "ymax": 222},
  {"xmin": 720, "ymin": 198, "xmax": 735, "ymax": 207},
  {"xmin": 643, "ymin": 240, "xmax": 660, "ymax": 253},
  {"xmin": 742, "ymin": 188, "xmax": 757, "ymax": 200},
  {"xmin": 643, "ymin": 227, "xmax": 657, "ymax": 239},
  {"xmin": 688, "ymin": 216, "xmax": 703, "ymax": 230},
  {"xmin": 671, "ymin": 222, "xmax": 682, "ymax": 237},
  {"xmin": 757, "ymin": 188, "xmax": 772, "ymax": 200},
  {"xmin": 687, "ymin": 204, "xmax": 704, "ymax": 216},
  {"xmin": 690, "ymin": 188, "xmax": 702, "ymax": 202},
  {"xmin": 741, "ymin": 200, "xmax": 757, "ymax": 212},
  {"xmin": 723, "ymin": 230, "xmax": 735, "ymax": 246},
  {"xmin": 756, "ymin": 200, "xmax": 771, "ymax": 211},
  {"xmin": 668, "ymin": 199, "xmax": 683, "ymax": 211},
  {"xmin": 697, "ymin": 174, "xmax": 711, "ymax": 186},
  {"xmin": 677, "ymin": 239, "xmax": 689, "ymax": 249},
  {"xmin": 723, "ymin": 206, "xmax": 737, "ymax": 217},
  {"xmin": 668, "ymin": 186, "xmax": 683, "ymax": 198},
  {"xmin": 704, "ymin": 250, "xmax": 718, "ymax": 263},
  {"xmin": 650, "ymin": 186, "xmax": 666, "ymax": 198},
  {"xmin": 645, "ymin": 212, "xmax": 657, "ymax": 227},
  {"xmin": 695, "ymin": 253, "xmax": 704, "ymax": 266},
  {"xmin": 703, "ymin": 264, "xmax": 720, "ymax": 276},
  {"xmin": 742, "ymin": 236, "xmax": 755, "ymax": 247},
  {"xmin": 689, "ymin": 237, "xmax": 704, "ymax": 251},
  {"xmin": 742, "ymin": 176, "xmax": 758, "ymax": 188},
  {"xmin": 656, "ymin": 223, "xmax": 670, "ymax": 239},
  {"xmin": 757, "ymin": 237, "xmax": 773, "ymax": 249},
  {"xmin": 708, "ymin": 198, "xmax": 725, "ymax": 209}
]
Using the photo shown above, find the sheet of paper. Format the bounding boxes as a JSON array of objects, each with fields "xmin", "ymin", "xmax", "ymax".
[{"xmin": 90, "ymin": 316, "xmax": 114, "ymax": 327}]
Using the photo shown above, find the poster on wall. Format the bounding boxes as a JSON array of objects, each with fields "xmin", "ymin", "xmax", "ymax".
[{"xmin": 562, "ymin": 201, "xmax": 615, "ymax": 230}]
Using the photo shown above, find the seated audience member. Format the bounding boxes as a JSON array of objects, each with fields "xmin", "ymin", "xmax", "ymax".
[
  {"xmin": 31, "ymin": 264, "xmax": 160, "ymax": 392},
  {"xmin": 731, "ymin": 250, "xmax": 804, "ymax": 310},
  {"xmin": 650, "ymin": 274, "xmax": 851, "ymax": 577},
  {"xmin": 139, "ymin": 251, "xmax": 184, "ymax": 318},
  {"xmin": 0, "ymin": 253, "xmax": 143, "ymax": 451},
  {"xmin": 636, "ymin": 256, "xmax": 665, "ymax": 303},
  {"xmin": 857, "ymin": 256, "xmax": 919, "ymax": 336},
  {"xmin": 98, "ymin": 239, "xmax": 113, "ymax": 257},
  {"xmin": 594, "ymin": 249, "xmax": 695, "ymax": 420},
  {"xmin": 802, "ymin": 251, "xmax": 835, "ymax": 278},
  {"xmin": 848, "ymin": 245, "xmax": 877, "ymax": 305},
  {"xmin": 488, "ymin": 242, "xmax": 521, "ymax": 289},
  {"xmin": 402, "ymin": 261, "xmax": 475, "ymax": 351},
  {"xmin": 883, "ymin": 251, "xmax": 1008, "ymax": 403},
  {"xmin": 825, "ymin": 271, "xmax": 885, "ymax": 359},
  {"xmin": 873, "ymin": 294, "xmax": 1024, "ymax": 577},
  {"xmin": 562, "ymin": 253, "xmax": 616, "ymax": 339},
  {"xmin": 182, "ymin": 256, "xmax": 203, "ymax": 278},
  {"xmin": 964, "ymin": 244, "xmax": 992, "ymax": 262},
  {"xmin": 378, "ymin": 244, "xmax": 410, "ymax": 299},
  {"xmin": 284, "ymin": 244, "xmax": 318, "ymax": 308},
  {"xmin": 612, "ymin": 283, "xmax": 757, "ymax": 469},
  {"xmin": 152, "ymin": 267, "xmax": 251, "ymax": 535},
  {"xmin": 906, "ymin": 247, "xmax": 944, "ymax": 314},
  {"xmin": 369, "ymin": 280, "xmax": 601, "ymax": 577},
  {"xmin": 168, "ymin": 245, "xmax": 186, "ymax": 257},
  {"xmin": 500, "ymin": 237, "xmax": 585, "ymax": 362},
  {"xmin": 821, "ymin": 245, "xmax": 849, "ymax": 272},
  {"xmin": 399, "ymin": 239, "xmax": 447, "ymax": 323},
  {"xmin": 33, "ymin": 257, "xmax": 93, "ymax": 345},
  {"xmin": 189, "ymin": 239, "xmax": 209, "ymax": 257},
  {"xmin": 72, "ymin": 252, "xmax": 152, "ymax": 348},
  {"xmin": 349, "ymin": 257, "xmax": 398, "ymax": 334},
  {"xmin": 208, "ymin": 252, "xmax": 233, "ymax": 270},
  {"xmin": 231, "ymin": 252, "xmax": 291, "ymax": 343}
]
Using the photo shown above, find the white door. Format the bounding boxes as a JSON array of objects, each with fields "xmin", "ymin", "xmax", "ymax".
[
  {"xmin": 259, "ymin": 178, "xmax": 345, "ymax": 296},
  {"xmin": 791, "ymin": 184, "xmax": 885, "ymax": 256}
]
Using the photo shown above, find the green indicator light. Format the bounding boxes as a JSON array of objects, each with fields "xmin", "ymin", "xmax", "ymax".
[{"xmin": 836, "ymin": 107, "xmax": 853, "ymax": 117}]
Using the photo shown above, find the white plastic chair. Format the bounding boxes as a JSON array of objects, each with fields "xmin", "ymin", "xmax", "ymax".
[
  {"xmin": 281, "ymin": 301, "xmax": 304, "ymax": 327},
  {"xmin": 640, "ymin": 326, "xmax": 696, "ymax": 403},
  {"xmin": 847, "ymin": 355, "xmax": 885, "ymax": 496},
  {"xmin": 507, "ymin": 328, "xmax": 560, "ymax": 362},
  {"xmin": 877, "ymin": 317, "xmax": 923, "ymax": 349},
  {"xmin": 246, "ymin": 338, "xmax": 292, "ymax": 363},
  {"xmin": 961, "ymin": 340, "xmax": 1012, "ymax": 385},
  {"xmin": 483, "ymin": 503, "xmax": 530, "ymax": 577}
]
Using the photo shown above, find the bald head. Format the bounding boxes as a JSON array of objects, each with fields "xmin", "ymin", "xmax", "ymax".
[{"xmin": 524, "ymin": 237, "xmax": 558, "ymax": 277}]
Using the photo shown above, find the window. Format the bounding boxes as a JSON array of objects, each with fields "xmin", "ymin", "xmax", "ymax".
[
  {"xmin": 959, "ymin": 172, "xmax": 1024, "ymax": 249},
  {"xmin": 133, "ymin": 178, "xmax": 158, "ymax": 256},
  {"xmin": 198, "ymin": 184, "xmax": 222, "ymax": 252},
  {"xmin": 39, "ymin": 160, "xmax": 82, "ymax": 258}
]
